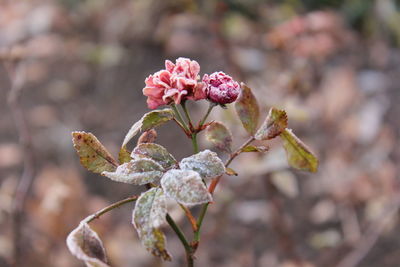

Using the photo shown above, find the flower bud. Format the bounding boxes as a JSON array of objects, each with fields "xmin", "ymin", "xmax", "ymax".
[{"xmin": 203, "ymin": 72, "xmax": 240, "ymax": 104}]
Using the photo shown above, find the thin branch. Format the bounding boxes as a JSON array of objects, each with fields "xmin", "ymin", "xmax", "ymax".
[
  {"xmin": 181, "ymin": 101, "xmax": 194, "ymax": 130},
  {"xmin": 5, "ymin": 61, "xmax": 34, "ymax": 267},
  {"xmin": 193, "ymin": 136, "xmax": 256, "ymax": 246},
  {"xmin": 83, "ymin": 195, "xmax": 139, "ymax": 224},
  {"xmin": 198, "ymin": 102, "xmax": 216, "ymax": 128},
  {"xmin": 179, "ymin": 204, "xmax": 198, "ymax": 232},
  {"xmin": 166, "ymin": 213, "xmax": 194, "ymax": 267},
  {"xmin": 171, "ymin": 104, "xmax": 190, "ymax": 133},
  {"xmin": 209, "ymin": 136, "xmax": 255, "ymax": 194},
  {"xmin": 336, "ymin": 194, "xmax": 400, "ymax": 267}
]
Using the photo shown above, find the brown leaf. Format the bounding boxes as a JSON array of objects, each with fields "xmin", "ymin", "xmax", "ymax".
[
  {"xmin": 205, "ymin": 121, "xmax": 233, "ymax": 153},
  {"xmin": 72, "ymin": 132, "xmax": 117, "ymax": 174},
  {"xmin": 255, "ymin": 107, "xmax": 288, "ymax": 140},
  {"xmin": 235, "ymin": 83, "xmax": 260, "ymax": 135},
  {"xmin": 66, "ymin": 222, "xmax": 109, "ymax": 267}
]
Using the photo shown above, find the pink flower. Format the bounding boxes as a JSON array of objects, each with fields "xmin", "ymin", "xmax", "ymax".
[
  {"xmin": 203, "ymin": 72, "xmax": 240, "ymax": 105},
  {"xmin": 143, "ymin": 58, "xmax": 206, "ymax": 109}
]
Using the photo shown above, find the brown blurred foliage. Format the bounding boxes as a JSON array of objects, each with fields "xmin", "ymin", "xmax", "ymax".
[{"xmin": 1, "ymin": 0, "xmax": 400, "ymax": 266}]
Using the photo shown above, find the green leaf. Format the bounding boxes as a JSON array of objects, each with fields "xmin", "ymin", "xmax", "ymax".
[
  {"xmin": 205, "ymin": 121, "xmax": 233, "ymax": 153},
  {"xmin": 66, "ymin": 222, "xmax": 110, "ymax": 267},
  {"xmin": 255, "ymin": 107, "xmax": 288, "ymax": 140},
  {"xmin": 102, "ymin": 159, "xmax": 164, "ymax": 185},
  {"xmin": 161, "ymin": 169, "xmax": 212, "ymax": 206},
  {"xmin": 280, "ymin": 129, "xmax": 318, "ymax": 173},
  {"xmin": 241, "ymin": 145, "xmax": 269, "ymax": 153},
  {"xmin": 122, "ymin": 108, "xmax": 174, "ymax": 148},
  {"xmin": 118, "ymin": 146, "xmax": 131, "ymax": 164},
  {"xmin": 132, "ymin": 188, "xmax": 171, "ymax": 261},
  {"xmin": 132, "ymin": 143, "xmax": 177, "ymax": 169},
  {"xmin": 179, "ymin": 150, "xmax": 225, "ymax": 180},
  {"xmin": 235, "ymin": 83, "xmax": 260, "ymax": 135},
  {"xmin": 72, "ymin": 131, "xmax": 117, "ymax": 174}
]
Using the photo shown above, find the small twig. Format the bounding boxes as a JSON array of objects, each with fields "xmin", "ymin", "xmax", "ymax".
[
  {"xmin": 5, "ymin": 61, "xmax": 34, "ymax": 267},
  {"xmin": 198, "ymin": 102, "xmax": 216, "ymax": 129},
  {"xmin": 193, "ymin": 136, "xmax": 256, "ymax": 247},
  {"xmin": 83, "ymin": 195, "xmax": 139, "ymax": 224},
  {"xmin": 208, "ymin": 136, "xmax": 255, "ymax": 194},
  {"xmin": 171, "ymin": 104, "xmax": 190, "ymax": 133},
  {"xmin": 166, "ymin": 214, "xmax": 194, "ymax": 267},
  {"xmin": 179, "ymin": 204, "xmax": 198, "ymax": 232},
  {"xmin": 336, "ymin": 194, "xmax": 400, "ymax": 267},
  {"xmin": 181, "ymin": 101, "xmax": 194, "ymax": 130}
]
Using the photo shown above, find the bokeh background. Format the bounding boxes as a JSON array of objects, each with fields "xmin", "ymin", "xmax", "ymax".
[{"xmin": 1, "ymin": 0, "xmax": 400, "ymax": 266}]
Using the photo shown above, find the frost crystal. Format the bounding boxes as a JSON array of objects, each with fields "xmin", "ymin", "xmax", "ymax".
[
  {"xmin": 179, "ymin": 149, "xmax": 225, "ymax": 180},
  {"xmin": 161, "ymin": 169, "xmax": 212, "ymax": 206},
  {"xmin": 102, "ymin": 158, "xmax": 164, "ymax": 185}
]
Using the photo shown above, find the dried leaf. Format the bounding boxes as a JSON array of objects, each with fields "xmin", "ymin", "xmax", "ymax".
[
  {"xmin": 255, "ymin": 107, "xmax": 288, "ymax": 140},
  {"xmin": 235, "ymin": 83, "xmax": 260, "ymax": 135},
  {"xmin": 102, "ymin": 159, "xmax": 164, "ymax": 185},
  {"xmin": 280, "ymin": 129, "xmax": 318, "ymax": 173},
  {"xmin": 122, "ymin": 108, "xmax": 174, "ymax": 148},
  {"xmin": 137, "ymin": 129, "xmax": 158, "ymax": 145},
  {"xmin": 241, "ymin": 145, "xmax": 269, "ymax": 153},
  {"xmin": 226, "ymin": 167, "xmax": 238, "ymax": 176},
  {"xmin": 66, "ymin": 222, "xmax": 109, "ymax": 267},
  {"xmin": 179, "ymin": 150, "xmax": 225, "ymax": 180},
  {"xmin": 161, "ymin": 169, "xmax": 212, "ymax": 206},
  {"xmin": 72, "ymin": 132, "xmax": 117, "ymax": 174},
  {"xmin": 132, "ymin": 188, "xmax": 171, "ymax": 260},
  {"xmin": 132, "ymin": 143, "xmax": 177, "ymax": 169},
  {"xmin": 205, "ymin": 121, "xmax": 233, "ymax": 153}
]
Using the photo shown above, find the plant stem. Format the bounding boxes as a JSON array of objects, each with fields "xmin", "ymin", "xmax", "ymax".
[
  {"xmin": 194, "ymin": 136, "xmax": 256, "ymax": 245},
  {"xmin": 171, "ymin": 104, "xmax": 190, "ymax": 132},
  {"xmin": 191, "ymin": 133, "xmax": 199, "ymax": 153},
  {"xmin": 180, "ymin": 204, "xmax": 198, "ymax": 232},
  {"xmin": 166, "ymin": 213, "xmax": 194, "ymax": 267},
  {"xmin": 84, "ymin": 195, "xmax": 139, "ymax": 224},
  {"xmin": 199, "ymin": 102, "xmax": 216, "ymax": 127},
  {"xmin": 181, "ymin": 101, "xmax": 194, "ymax": 129}
]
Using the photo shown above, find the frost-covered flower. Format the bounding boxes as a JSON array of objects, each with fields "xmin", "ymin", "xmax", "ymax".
[
  {"xmin": 143, "ymin": 58, "xmax": 206, "ymax": 109},
  {"xmin": 203, "ymin": 72, "xmax": 240, "ymax": 105}
]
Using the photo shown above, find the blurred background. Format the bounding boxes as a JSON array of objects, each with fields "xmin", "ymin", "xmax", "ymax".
[{"xmin": 1, "ymin": 0, "xmax": 400, "ymax": 266}]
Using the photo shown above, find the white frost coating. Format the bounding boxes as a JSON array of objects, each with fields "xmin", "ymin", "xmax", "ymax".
[
  {"xmin": 132, "ymin": 188, "xmax": 171, "ymax": 260},
  {"xmin": 133, "ymin": 188, "xmax": 167, "ymax": 230},
  {"xmin": 102, "ymin": 158, "xmax": 164, "ymax": 185},
  {"xmin": 66, "ymin": 222, "xmax": 110, "ymax": 267},
  {"xmin": 122, "ymin": 119, "xmax": 143, "ymax": 147},
  {"xmin": 179, "ymin": 150, "xmax": 225, "ymax": 180},
  {"xmin": 132, "ymin": 143, "xmax": 177, "ymax": 169},
  {"xmin": 161, "ymin": 169, "xmax": 212, "ymax": 206}
]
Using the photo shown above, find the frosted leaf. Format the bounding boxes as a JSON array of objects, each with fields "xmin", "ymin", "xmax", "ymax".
[
  {"xmin": 102, "ymin": 159, "xmax": 164, "ymax": 185},
  {"xmin": 205, "ymin": 121, "xmax": 233, "ymax": 153},
  {"xmin": 66, "ymin": 222, "xmax": 109, "ymax": 267},
  {"xmin": 255, "ymin": 107, "xmax": 288, "ymax": 140},
  {"xmin": 179, "ymin": 150, "xmax": 225, "ymax": 180},
  {"xmin": 132, "ymin": 188, "xmax": 171, "ymax": 261},
  {"xmin": 72, "ymin": 132, "xmax": 117, "ymax": 174},
  {"xmin": 161, "ymin": 169, "xmax": 212, "ymax": 206},
  {"xmin": 132, "ymin": 143, "xmax": 177, "ymax": 169},
  {"xmin": 281, "ymin": 129, "xmax": 319, "ymax": 173}
]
